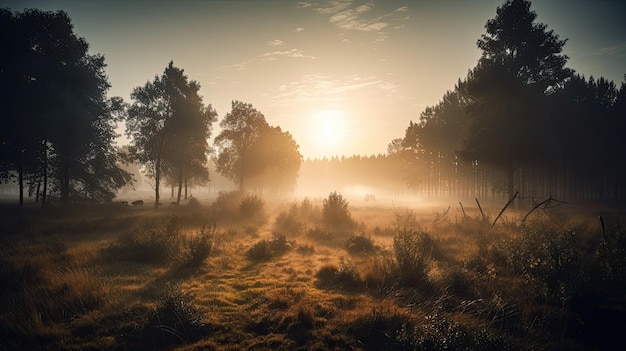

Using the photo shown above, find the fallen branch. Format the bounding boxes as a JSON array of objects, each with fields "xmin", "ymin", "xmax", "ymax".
[
  {"xmin": 492, "ymin": 191, "xmax": 518, "ymax": 227},
  {"xmin": 521, "ymin": 196, "xmax": 553, "ymax": 223}
]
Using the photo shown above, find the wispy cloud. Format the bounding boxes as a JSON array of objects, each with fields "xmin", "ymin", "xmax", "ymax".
[
  {"xmin": 294, "ymin": 27, "xmax": 305, "ymax": 32},
  {"xmin": 261, "ymin": 49, "xmax": 317, "ymax": 60},
  {"xmin": 269, "ymin": 74, "xmax": 399, "ymax": 106},
  {"xmin": 303, "ymin": 0, "xmax": 409, "ymax": 40},
  {"xmin": 219, "ymin": 47, "xmax": 316, "ymax": 70},
  {"xmin": 594, "ymin": 42, "xmax": 626, "ymax": 58},
  {"xmin": 267, "ymin": 39, "xmax": 285, "ymax": 46}
]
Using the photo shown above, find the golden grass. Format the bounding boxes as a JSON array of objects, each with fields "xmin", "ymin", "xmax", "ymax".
[{"xmin": 0, "ymin": 200, "xmax": 622, "ymax": 350}]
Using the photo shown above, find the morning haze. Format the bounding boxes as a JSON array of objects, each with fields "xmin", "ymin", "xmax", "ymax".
[{"xmin": 1, "ymin": 1, "xmax": 626, "ymax": 350}]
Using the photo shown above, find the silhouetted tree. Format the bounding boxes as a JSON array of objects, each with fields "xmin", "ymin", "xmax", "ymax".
[
  {"xmin": 0, "ymin": 9, "xmax": 130, "ymax": 206},
  {"xmin": 126, "ymin": 62, "xmax": 216, "ymax": 207},
  {"xmin": 214, "ymin": 101, "xmax": 268, "ymax": 191},
  {"xmin": 246, "ymin": 126, "xmax": 302, "ymax": 193},
  {"xmin": 460, "ymin": 0, "xmax": 572, "ymax": 198}
]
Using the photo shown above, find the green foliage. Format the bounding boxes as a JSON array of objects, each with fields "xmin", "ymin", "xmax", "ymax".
[
  {"xmin": 322, "ymin": 191, "xmax": 354, "ymax": 231},
  {"xmin": 0, "ymin": 8, "xmax": 131, "ymax": 206},
  {"xmin": 126, "ymin": 61, "xmax": 216, "ymax": 208}
]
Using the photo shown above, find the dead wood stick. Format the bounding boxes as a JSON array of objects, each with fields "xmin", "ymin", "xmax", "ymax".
[{"xmin": 492, "ymin": 191, "xmax": 519, "ymax": 227}]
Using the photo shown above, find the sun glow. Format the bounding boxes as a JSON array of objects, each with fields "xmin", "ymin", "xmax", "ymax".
[{"xmin": 307, "ymin": 109, "xmax": 348, "ymax": 157}]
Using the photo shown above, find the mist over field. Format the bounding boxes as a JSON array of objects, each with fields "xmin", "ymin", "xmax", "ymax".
[{"xmin": 2, "ymin": 0, "xmax": 626, "ymax": 350}]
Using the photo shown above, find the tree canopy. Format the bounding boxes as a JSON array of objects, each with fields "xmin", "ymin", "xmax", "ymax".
[
  {"xmin": 126, "ymin": 62, "xmax": 217, "ymax": 207},
  {"xmin": 0, "ymin": 8, "xmax": 131, "ymax": 206},
  {"xmin": 214, "ymin": 101, "xmax": 302, "ymax": 193}
]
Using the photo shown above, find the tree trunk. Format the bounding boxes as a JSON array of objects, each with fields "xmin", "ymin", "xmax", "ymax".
[
  {"xmin": 42, "ymin": 146, "xmax": 48, "ymax": 208},
  {"xmin": 176, "ymin": 164, "xmax": 183, "ymax": 204},
  {"xmin": 155, "ymin": 159, "xmax": 161, "ymax": 209},
  {"xmin": 18, "ymin": 160, "xmax": 23, "ymax": 207}
]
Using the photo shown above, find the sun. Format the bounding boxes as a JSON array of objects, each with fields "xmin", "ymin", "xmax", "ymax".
[{"xmin": 308, "ymin": 109, "xmax": 348, "ymax": 156}]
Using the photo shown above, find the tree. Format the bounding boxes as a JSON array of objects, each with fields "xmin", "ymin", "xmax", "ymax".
[
  {"xmin": 460, "ymin": 0, "xmax": 572, "ymax": 198},
  {"xmin": 214, "ymin": 101, "xmax": 302, "ymax": 193},
  {"xmin": 214, "ymin": 101, "xmax": 268, "ymax": 191},
  {"xmin": 0, "ymin": 8, "xmax": 131, "ymax": 206},
  {"xmin": 246, "ymin": 126, "xmax": 302, "ymax": 193},
  {"xmin": 126, "ymin": 62, "xmax": 216, "ymax": 207}
]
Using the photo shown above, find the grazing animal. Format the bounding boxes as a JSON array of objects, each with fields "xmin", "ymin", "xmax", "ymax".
[{"xmin": 131, "ymin": 200, "xmax": 144, "ymax": 207}]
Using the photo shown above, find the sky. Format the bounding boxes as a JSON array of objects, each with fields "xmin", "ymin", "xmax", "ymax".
[{"xmin": 2, "ymin": 0, "xmax": 625, "ymax": 159}]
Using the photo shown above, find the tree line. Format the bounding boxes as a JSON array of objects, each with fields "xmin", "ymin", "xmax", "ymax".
[
  {"xmin": 0, "ymin": 8, "xmax": 301, "ymax": 208},
  {"xmin": 397, "ymin": 0, "xmax": 626, "ymax": 203},
  {"xmin": 2, "ymin": 1, "xmax": 625, "ymax": 207}
]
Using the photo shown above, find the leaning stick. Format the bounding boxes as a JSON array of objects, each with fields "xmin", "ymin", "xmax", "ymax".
[
  {"xmin": 492, "ymin": 191, "xmax": 519, "ymax": 227},
  {"xmin": 459, "ymin": 202, "xmax": 466, "ymax": 218},
  {"xmin": 475, "ymin": 197, "xmax": 486, "ymax": 221},
  {"xmin": 521, "ymin": 196, "xmax": 552, "ymax": 223}
]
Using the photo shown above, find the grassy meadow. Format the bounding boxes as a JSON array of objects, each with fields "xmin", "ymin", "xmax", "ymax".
[{"xmin": 1, "ymin": 192, "xmax": 625, "ymax": 350}]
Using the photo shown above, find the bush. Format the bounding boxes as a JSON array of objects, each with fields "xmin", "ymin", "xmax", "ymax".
[
  {"xmin": 186, "ymin": 197, "xmax": 201, "ymax": 208},
  {"xmin": 322, "ymin": 192, "xmax": 354, "ymax": 231},
  {"xmin": 239, "ymin": 194, "xmax": 267, "ymax": 223},
  {"xmin": 113, "ymin": 217, "xmax": 214, "ymax": 267},
  {"xmin": 180, "ymin": 224, "xmax": 214, "ymax": 267},
  {"xmin": 345, "ymin": 234, "xmax": 375, "ymax": 254},
  {"xmin": 246, "ymin": 233, "xmax": 293, "ymax": 262},
  {"xmin": 315, "ymin": 259, "xmax": 362, "ymax": 290},
  {"xmin": 394, "ymin": 229, "xmax": 436, "ymax": 288},
  {"xmin": 274, "ymin": 203, "xmax": 304, "ymax": 235},
  {"xmin": 115, "ymin": 217, "xmax": 185, "ymax": 264}
]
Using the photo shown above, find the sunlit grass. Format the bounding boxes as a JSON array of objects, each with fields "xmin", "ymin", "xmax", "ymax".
[{"xmin": 0, "ymin": 198, "xmax": 624, "ymax": 349}]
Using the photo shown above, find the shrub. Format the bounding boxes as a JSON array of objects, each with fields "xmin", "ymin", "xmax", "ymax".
[
  {"xmin": 397, "ymin": 312, "xmax": 514, "ymax": 350},
  {"xmin": 299, "ymin": 197, "xmax": 320, "ymax": 222},
  {"xmin": 246, "ymin": 233, "xmax": 293, "ymax": 262},
  {"xmin": 274, "ymin": 203, "xmax": 304, "ymax": 235},
  {"xmin": 596, "ymin": 224, "xmax": 626, "ymax": 287},
  {"xmin": 114, "ymin": 217, "xmax": 185, "ymax": 264},
  {"xmin": 394, "ymin": 229, "xmax": 436, "ymax": 288},
  {"xmin": 345, "ymin": 234, "xmax": 375, "ymax": 254},
  {"xmin": 315, "ymin": 259, "xmax": 362, "ymax": 290},
  {"xmin": 186, "ymin": 197, "xmax": 201, "ymax": 208},
  {"xmin": 322, "ymin": 192, "xmax": 354, "ymax": 231},
  {"xmin": 113, "ymin": 217, "xmax": 215, "ymax": 267},
  {"xmin": 180, "ymin": 224, "xmax": 214, "ymax": 267},
  {"xmin": 239, "ymin": 194, "xmax": 267, "ymax": 223}
]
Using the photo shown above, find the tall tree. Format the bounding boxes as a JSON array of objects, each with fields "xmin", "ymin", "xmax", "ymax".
[
  {"xmin": 0, "ymin": 8, "xmax": 130, "ymax": 206},
  {"xmin": 126, "ymin": 62, "xmax": 216, "ymax": 207},
  {"xmin": 214, "ymin": 101, "xmax": 302, "ymax": 193},
  {"xmin": 246, "ymin": 126, "xmax": 302, "ymax": 193},
  {"xmin": 214, "ymin": 101, "xmax": 268, "ymax": 191},
  {"xmin": 460, "ymin": 0, "xmax": 572, "ymax": 198}
]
